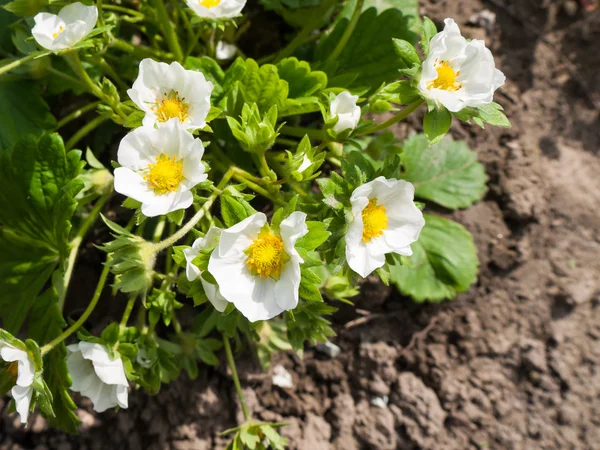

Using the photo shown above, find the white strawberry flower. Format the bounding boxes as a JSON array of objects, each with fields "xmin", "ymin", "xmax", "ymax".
[
  {"xmin": 184, "ymin": 227, "xmax": 229, "ymax": 313},
  {"xmin": 0, "ymin": 341, "xmax": 35, "ymax": 423},
  {"xmin": 346, "ymin": 177, "xmax": 425, "ymax": 278},
  {"xmin": 418, "ymin": 18, "xmax": 505, "ymax": 112},
  {"xmin": 114, "ymin": 120, "xmax": 207, "ymax": 217},
  {"xmin": 66, "ymin": 342, "xmax": 128, "ymax": 413},
  {"xmin": 32, "ymin": 2, "xmax": 98, "ymax": 52},
  {"xmin": 208, "ymin": 212, "xmax": 308, "ymax": 322},
  {"xmin": 185, "ymin": 0, "xmax": 246, "ymax": 20},
  {"xmin": 330, "ymin": 92, "xmax": 361, "ymax": 134},
  {"xmin": 128, "ymin": 59, "xmax": 214, "ymax": 130}
]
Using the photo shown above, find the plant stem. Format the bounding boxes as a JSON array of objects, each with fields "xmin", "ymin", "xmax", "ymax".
[
  {"xmin": 153, "ymin": 0, "xmax": 184, "ymax": 61},
  {"xmin": 119, "ymin": 295, "xmax": 137, "ymax": 331},
  {"xmin": 324, "ymin": 0, "xmax": 363, "ymax": 69},
  {"xmin": 222, "ymin": 334, "xmax": 250, "ymax": 421},
  {"xmin": 0, "ymin": 52, "xmax": 49, "ymax": 78},
  {"xmin": 103, "ymin": 4, "xmax": 144, "ymax": 18},
  {"xmin": 280, "ymin": 125, "xmax": 325, "ymax": 141},
  {"xmin": 232, "ymin": 169, "xmax": 285, "ymax": 206},
  {"xmin": 94, "ymin": 57, "xmax": 128, "ymax": 90},
  {"xmin": 273, "ymin": 22, "xmax": 314, "ymax": 63},
  {"xmin": 111, "ymin": 38, "xmax": 173, "ymax": 60},
  {"xmin": 58, "ymin": 190, "xmax": 112, "ymax": 311},
  {"xmin": 56, "ymin": 100, "xmax": 102, "ymax": 130},
  {"xmin": 42, "ymin": 262, "xmax": 111, "ymax": 355},
  {"xmin": 65, "ymin": 114, "xmax": 109, "ymax": 150},
  {"xmin": 357, "ymin": 100, "xmax": 424, "ymax": 136}
]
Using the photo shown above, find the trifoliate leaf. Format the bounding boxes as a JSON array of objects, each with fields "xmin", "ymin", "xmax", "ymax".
[
  {"xmin": 402, "ymin": 133, "xmax": 487, "ymax": 209},
  {"xmin": 276, "ymin": 57, "xmax": 327, "ymax": 117},
  {"xmin": 0, "ymin": 80, "xmax": 56, "ymax": 151},
  {"xmin": 389, "ymin": 214, "xmax": 478, "ymax": 302},
  {"xmin": 452, "ymin": 102, "xmax": 511, "ymax": 128},
  {"xmin": 315, "ymin": 8, "xmax": 418, "ymax": 92},
  {"xmin": 423, "ymin": 106, "xmax": 452, "ymax": 144},
  {"xmin": 0, "ymin": 134, "xmax": 82, "ymax": 332}
]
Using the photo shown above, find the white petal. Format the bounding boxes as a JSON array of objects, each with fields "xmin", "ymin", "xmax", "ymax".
[
  {"xmin": 274, "ymin": 257, "xmax": 301, "ymax": 311},
  {"xmin": 115, "ymin": 384, "xmax": 128, "ymax": 409},
  {"xmin": 184, "ymin": 247, "xmax": 201, "ymax": 281},
  {"xmin": 346, "ymin": 240, "xmax": 386, "ymax": 278},
  {"xmin": 331, "ymin": 92, "xmax": 360, "ymax": 133},
  {"xmin": 279, "ymin": 211, "xmax": 308, "ymax": 256},
  {"xmin": 185, "ymin": 0, "xmax": 246, "ymax": 19},
  {"xmin": 31, "ymin": 13, "xmax": 66, "ymax": 51},
  {"xmin": 16, "ymin": 355, "xmax": 35, "ymax": 388},
  {"xmin": 141, "ymin": 190, "xmax": 192, "ymax": 217},
  {"xmin": 113, "ymin": 167, "xmax": 153, "ymax": 204},
  {"xmin": 67, "ymin": 350, "xmax": 97, "ymax": 393},
  {"xmin": 117, "ymin": 126, "xmax": 158, "ymax": 170},
  {"xmin": 216, "ymin": 213, "xmax": 266, "ymax": 258},
  {"xmin": 201, "ymin": 278, "xmax": 228, "ymax": 312},
  {"xmin": 11, "ymin": 385, "xmax": 33, "ymax": 424}
]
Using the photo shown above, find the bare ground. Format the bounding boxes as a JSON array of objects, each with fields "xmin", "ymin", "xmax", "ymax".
[{"xmin": 1, "ymin": 0, "xmax": 599, "ymax": 449}]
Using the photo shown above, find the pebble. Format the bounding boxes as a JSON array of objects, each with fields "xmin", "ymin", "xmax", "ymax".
[
  {"xmin": 272, "ymin": 365, "xmax": 294, "ymax": 389},
  {"xmin": 315, "ymin": 342, "xmax": 341, "ymax": 358},
  {"xmin": 370, "ymin": 395, "xmax": 389, "ymax": 409}
]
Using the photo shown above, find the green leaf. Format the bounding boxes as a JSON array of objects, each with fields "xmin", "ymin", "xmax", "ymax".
[
  {"xmin": 423, "ymin": 107, "xmax": 452, "ymax": 144},
  {"xmin": 402, "ymin": 133, "xmax": 487, "ymax": 209},
  {"xmin": 389, "ymin": 214, "xmax": 478, "ymax": 302},
  {"xmin": 452, "ymin": 102, "xmax": 510, "ymax": 128},
  {"xmin": 0, "ymin": 80, "xmax": 56, "ymax": 151},
  {"xmin": 371, "ymin": 80, "xmax": 420, "ymax": 106},
  {"xmin": 315, "ymin": 8, "xmax": 419, "ymax": 92},
  {"xmin": 276, "ymin": 57, "xmax": 327, "ymax": 117},
  {"xmin": 420, "ymin": 16, "xmax": 437, "ymax": 56},
  {"xmin": 0, "ymin": 134, "xmax": 82, "ymax": 332},
  {"xmin": 392, "ymin": 38, "xmax": 420, "ymax": 69},
  {"xmin": 29, "ymin": 286, "xmax": 80, "ymax": 434},
  {"xmin": 238, "ymin": 59, "xmax": 288, "ymax": 113},
  {"xmin": 220, "ymin": 194, "xmax": 251, "ymax": 227},
  {"xmin": 299, "ymin": 268, "xmax": 323, "ymax": 302},
  {"xmin": 296, "ymin": 221, "xmax": 330, "ymax": 251}
]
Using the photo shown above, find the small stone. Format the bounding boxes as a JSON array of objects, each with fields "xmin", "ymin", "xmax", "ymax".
[
  {"xmin": 271, "ymin": 365, "xmax": 294, "ymax": 389},
  {"xmin": 468, "ymin": 9, "xmax": 496, "ymax": 33},
  {"xmin": 315, "ymin": 341, "xmax": 341, "ymax": 358},
  {"xmin": 370, "ymin": 395, "xmax": 389, "ymax": 409}
]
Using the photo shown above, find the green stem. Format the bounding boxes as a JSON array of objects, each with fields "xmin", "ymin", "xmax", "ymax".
[
  {"xmin": 222, "ymin": 334, "xmax": 250, "ymax": 421},
  {"xmin": 119, "ymin": 295, "xmax": 137, "ymax": 331},
  {"xmin": 42, "ymin": 262, "xmax": 111, "ymax": 355},
  {"xmin": 232, "ymin": 169, "xmax": 285, "ymax": 206},
  {"xmin": 357, "ymin": 100, "xmax": 424, "ymax": 136},
  {"xmin": 327, "ymin": 156, "xmax": 342, "ymax": 167},
  {"xmin": 324, "ymin": 0, "xmax": 363, "ymax": 70},
  {"xmin": 103, "ymin": 4, "xmax": 144, "ymax": 18},
  {"xmin": 0, "ymin": 52, "xmax": 49, "ymax": 78},
  {"xmin": 47, "ymin": 67, "xmax": 87, "ymax": 90},
  {"xmin": 65, "ymin": 114, "xmax": 109, "ymax": 150},
  {"xmin": 112, "ymin": 38, "xmax": 173, "ymax": 60},
  {"xmin": 273, "ymin": 22, "xmax": 314, "ymax": 63},
  {"xmin": 280, "ymin": 125, "xmax": 325, "ymax": 141},
  {"xmin": 94, "ymin": 57, "xmax": 128, "ymax": 90},
  {"xmin": 58, "ymin": 190, "xmax": 112, "ymax": 311},
  {"xmin": 56, "ymin": 100, "xmax": 102, "ymax": 130},
  {"xmin": 153, "ymin": 0, "xmax": 184, "ymax": 61}
]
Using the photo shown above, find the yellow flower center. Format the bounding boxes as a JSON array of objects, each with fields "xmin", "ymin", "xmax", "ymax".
[
  {"xmin": 4, "ymin": 361, "xmax": 18, "ymax": 381},
  {"xmin": 427, "ymin": 61, "xmax": 461, "ymax": 92},
  {"xmin": 245, "ymin": 230, "xmax": 287, "ymax": 279},
  {"xmin": 52, "ymin": 25, "xmax": 64, "ymax": 39},
  {"xmin": 362, "ymin": 198, "xmax": 388, "ymax": 243},
  {"xmin": 154, "ymin": 92, "xmax": 190, "ymax": 123},
  {"xmin": 199, "ymin": 0, "xmax": 221, "ymax": 7},
  {"xmin": 145, "ymin": 154, "xmax": 184, "ymax": 194}
]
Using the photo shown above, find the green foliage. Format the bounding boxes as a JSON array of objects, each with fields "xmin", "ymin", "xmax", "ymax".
[
  {"xmin": 453, "ymin": 102, "xmax": 511, "ymax": 128},
  {"xmin": 0, "ymin": 81, "xmax": 56, "ymax": 151},
  {"xmin": 315, "ymin": 8, "xmax": 419, "ymax": 91},
  {"xmin": 225, "ymin": 422, "xmax": 288, "ymax": 450},
  {"xmin": 286, "ymin": 301, "xmax": 336, "ymax": 355},
  {"xmin": 420, "ymin": 16, "xmax": 437, "ymax": 56},
  {"xmin": 227, "ymin": 103, "xmax": 280, "ymax": 153},
  {"xmin": 402, "ymin": 133, "xmax": 487, "ymax": 209},
  {"xmin": 238, "ymin": 59, "xmax": 288, "ymax": 114},
  {"xmin": 389, "ymin": 214, "xmax": 479, "ymax": 302},
  {"xmin": 276, "ymin": 57, "xmax": 327, "ymax": 116},
  {"xmin": 423, "ymin": 106, "xmax": 452, "ymax": 144},
  {"xmin": 0, "ymin": 134, "xmax": 82, "ymax": 332}
]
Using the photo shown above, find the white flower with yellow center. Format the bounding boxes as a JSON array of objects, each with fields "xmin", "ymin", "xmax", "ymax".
[
  {"xmin": 208, "ymin": 212, "xmax": 308, "ymax": 322},
  {"xmin": 32, "ymin": 2, "xmax": 98, "ymax": 52},
  {"xmin": 330, "ymin": 92, "xmax": 361, "ymax": 134},
  {"xmin": 184, "ymin": 227, "xmax": 229, "ymax": 313},
  {"xmin": 114, "ymin": 120, "xmax": 207, "ymax": 217},
  {"xmin": 185, "ymin": 0, "xmax": 246, "ymax": 19},
  {"xmin": 0, "ymin": 341, "xmax": 35, "ymax": 423},
  {"xmin": 66, "ymin": 342, "xmax": 128, "ymax": 413},
  {"xmin": 418, "ymin": 18, "xmax": 505, "ymax": 112},
  {"xmin": 346, "ymin": 177, "xmax": 425, "ymax": 278},
  {"xmin": 128, "ymin": 59, "xmax": 214, "ymax": 130}
]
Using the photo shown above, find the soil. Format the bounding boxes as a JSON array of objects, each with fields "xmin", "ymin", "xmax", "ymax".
[{"xmin": 2, "ymin": 0, "xmax": 600, "ymax": 449}]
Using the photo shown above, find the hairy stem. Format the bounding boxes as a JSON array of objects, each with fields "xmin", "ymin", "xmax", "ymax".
[
  {"xmin": 42, "ymin": 262, "xmax": 111, "ymax": 355},
  {"xmin": 356, "ymin": 100, "xmax": 424, "ymax": 136},
  {"xmin": 119, "ymin": 295, "xmax": 137, "ymax": 331},
  {"xmin": 222, "ymin": 335, "xmax": 250, "ymax": 421},
  {"xmin": 56, "ymin": 100, "xmax": 102, "ymax": 130},
  {"xmin": 153, "ymin": 0, "xmax": 184, "ymax": 61},
  {"xmin": 59, "ymin": 190, "xmax": 112, "ymax": 311},
  {"xmin": 0, "ymin": 52, "xmax": 50, "ymax": 78}
]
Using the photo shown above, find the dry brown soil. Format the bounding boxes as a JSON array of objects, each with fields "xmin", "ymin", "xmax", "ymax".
[{"xmin": 2, "ymin": 0, "xmax": 599, "ymax": 449}]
